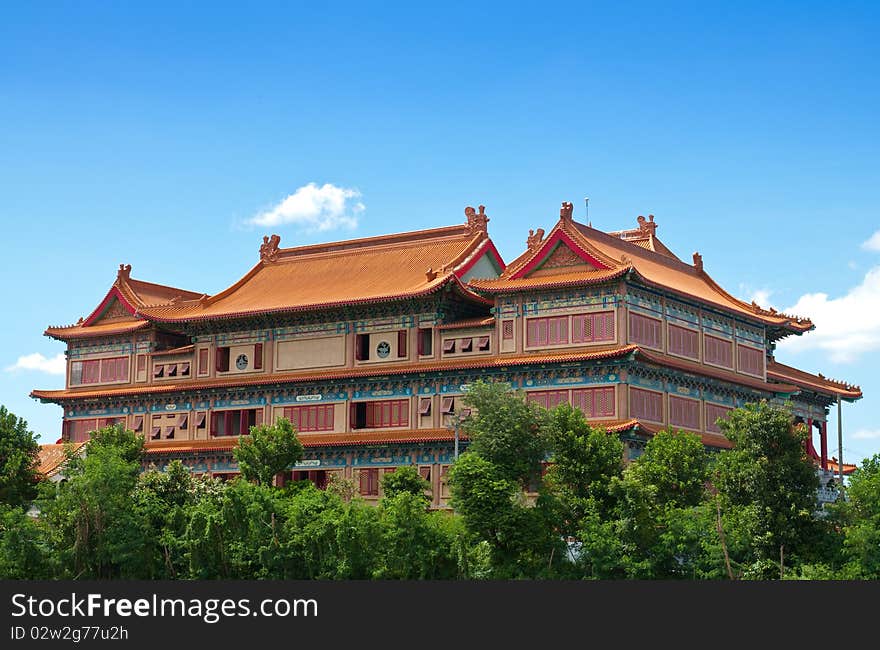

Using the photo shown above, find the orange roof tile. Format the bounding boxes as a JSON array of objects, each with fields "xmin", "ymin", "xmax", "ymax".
[
  {"xmin": 45, "ymin": 319, "xmax": 151, "ymax": 341},
  {"xmin": 767, "ymin": 360, "xmax": 862, "ymax": 401},
  {"xmin": 825, "ymin": 457, "xmax": 858, "ymax": 476},
  {"xmin": 436, "ymin": 317, "xmax": 496, "ymax": 330},
  {"xmin": 36, "ymin": 442, "xmax": 86, "ymax": 477},
  {"xmin": 633, "ymin": 420, "xmax": 734, "ymax": 448},
  {"xmin": 32, "ymin": 345, "xmax": 639, "ymax": 402},
  {"xmin": 141, "ymin": 223, "xmax": 497, "ymax": 323}
]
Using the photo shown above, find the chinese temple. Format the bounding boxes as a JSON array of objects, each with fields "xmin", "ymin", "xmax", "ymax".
[{"xmin": 32, "ymin": 202, "xmax": 861, "ymax": 505}]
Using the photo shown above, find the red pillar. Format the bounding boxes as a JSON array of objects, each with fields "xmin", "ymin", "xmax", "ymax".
[{"xmin": 820, "ymin": 420, "xmax": 828, "ymax": 471}]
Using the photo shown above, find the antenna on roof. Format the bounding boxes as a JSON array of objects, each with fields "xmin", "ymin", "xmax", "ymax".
[{"xmin": 584, "ymin": 197, "xmax": 590, "ymax": 226}]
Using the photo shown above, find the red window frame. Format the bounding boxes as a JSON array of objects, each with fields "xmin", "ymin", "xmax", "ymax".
[
  {"xmin": 526, "ymin": 390, "xmax": 569, "ymax": 409},
  {"xmin": 282, "ymin": 404, "xmax": 335, "ymax": 432},
  {"xmin": 630, "ymin": 387, "xmax": 663, "ymax": 422},
  {"xmin": 361, "ymin": 399, "xmax": 410, "ymax": 428},
  {"xmin": 572, "ymin": 312, "xmax": 615, "ymax": 343},
  {"xmin": 359, "ymin": 468, "xmax": 380, "ymax": 496},
  {"xmin": 668, "ymin": 324, "xmax": 699, "ymax": 359},
  {"xmin": 705, "ymin": 403, "xmax": 733, "ymax": 433},
  {"xmin": 669, "ymin": 395, "xmax": 700, "ymax": 430},
  {"xmin": 737, "ymin": 345, "xmax": 763, "ymax": 376},
  {"xmin": 572, "ymin": 386, "xmax": 616, "ymax": 418},
  {"xmin": 704, "ymin": 335, "xmax": 733, "ymax": 368},
  {"xmin": 628, "ymin": 312, "xmax": 662, "ymax": 349},
  {"xmin": 526, "ymin": 315, "xmax": 569, "ymax": 347}
]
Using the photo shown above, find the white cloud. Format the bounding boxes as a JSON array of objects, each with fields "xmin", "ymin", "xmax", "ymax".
[
  {"xmin": 5, "ymin": 353, "xmax": 66, "ymax": 375},
  {"xmin": 861, "ymin": 230, "xmax": 880, "ymax": 252},
  {"xmin": 777, "ymin": 266, "xmax": 880, "ymax": 363},
  {"xmin": 852, "ymin": 429, "xmax": 880, "ymax": 440},
  {"xmin": 248, "ymin": 182, "xmax": 365, "ymax": 232},
  {"xmin": 748, "ymin": 288, "xmax": 776, "ymax": 311}
]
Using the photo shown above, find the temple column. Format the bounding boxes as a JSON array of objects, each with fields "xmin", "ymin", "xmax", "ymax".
[{"xmin": 820, "ymin": 420, "xmax": 828, "ymax": 471}]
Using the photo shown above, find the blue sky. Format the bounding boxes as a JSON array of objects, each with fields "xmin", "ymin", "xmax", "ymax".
[{"xmin": 2, "ymin": 2, "xmax": 878, "ymax": 464}]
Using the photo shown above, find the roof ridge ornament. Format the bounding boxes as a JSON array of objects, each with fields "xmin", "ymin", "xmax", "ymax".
[
  {"xmin": 637, "ymin": 215, "xmax": 657, "ymax": 236},
  {"xmin": 560, "ymin": 201, "xmax": 574, "ymax": 222},
  {"xmin": 260, "ymin": 234, "xmax": 281, "ymax": 263},
  {"xmin": 464, "ymin": 205, "xmax": 489, "ymax": 235},
  {"xmin": 425, "ymin": 267, "xmax": 437, "ymax": 281},
  {"xmin": 527, "ymin": 228, "xmax": 545, "ymax": 251},
  {"xmin": 117, "ymin": 264, "xmax": 132, "ymax": 281},
  {"xmin": 692, "ymin": 252, "xmax": 703, "ymax": 272}
]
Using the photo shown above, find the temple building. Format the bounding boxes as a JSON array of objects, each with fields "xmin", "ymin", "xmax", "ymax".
[{"xmin": 32, "ymin": 202, "xmax": 861, "ymax": 506}]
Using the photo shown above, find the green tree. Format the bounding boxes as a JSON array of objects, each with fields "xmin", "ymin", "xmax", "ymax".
[
  {"xmin": 838, "ymin": 454, "xmax": 880, "ymax": 578},
  {"xmin": 448, "ymin": 452, "xmax": 558, "ymax": 577},
  {"xmin": 381, "ymin": 465, "xmax": 429, "ymax": 502},
  {"xmin": 626, "ymin": 429, "xmax": 708, "ymax": 509},
  {"xmin": 233, "ymin": 417, "xmax": 303, "ymax": 487},
  {"xmin": 460, "ymin": 380, "xmax": 548, "ymax": 485},
  {"xmin": 543, "ymin": 403, "xmax": 624, "ymax": 531},
  {"xmin": 0, "ymin": 504, "xmax": 55, "ymax": 579},
  {"xmin": 713, "ymin": 401, "xmax": 821, "ymax": 577},
  {"xmin": 40, "ymin": 426, "xmax": 146, "ymax": 578},
  {"xmin": 0, "ymin": 405, "xmax": 41, "ymax": 507}
]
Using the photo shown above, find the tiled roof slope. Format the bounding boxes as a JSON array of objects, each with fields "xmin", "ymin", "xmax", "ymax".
[
  {"xmin": 767, "ymin": 360, "xmax": 863, "ymax": 401},
  {"xmin": 141, "ymin": 218, "xmax": 499, "ymax": 323}
]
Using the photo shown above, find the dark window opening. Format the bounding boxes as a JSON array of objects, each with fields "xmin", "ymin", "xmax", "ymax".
[
  {"xmin": 216, "ymin": 347, "xmax": 230, "ymax": 372},
  {"xmin": 418, "ymin": 327, "xmax": 433, "ymax": 356},
  {"xmin": 397, "ymin": 329, "xmax": 407, "ymax": 357},
  {"xmin": 355, "ymin": 334, "xmax": 370, "ymax": 361},
  {"xmin": 254, "ymin": 343, "xmax": 263, "ymax": 370}
]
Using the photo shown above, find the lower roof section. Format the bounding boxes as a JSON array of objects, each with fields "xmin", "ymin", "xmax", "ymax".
[{"xmin": 767, "ymin": 360, "xmax": 862, "ymax": 401}]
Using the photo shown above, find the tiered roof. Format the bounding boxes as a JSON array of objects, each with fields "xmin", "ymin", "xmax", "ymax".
[
  {"xmin": 44, "ymin": 264, "xmax": 203, "ymax": 341},
  {"xmin": 469, "ymin": 202, "xmax": 814, "ymax": 339}
]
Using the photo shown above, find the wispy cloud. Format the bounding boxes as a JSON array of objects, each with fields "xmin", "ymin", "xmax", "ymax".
[
  {"xmin": 861, "ymin": 230, "xmax": 880, "ymax": 252},
  {"xmin": 852, "ymin": 429, "xmax": 880, "ymax": 440},
  {"xmin": 248, "ymin": 182, "xmax": 365, "ymax": 232},
  {"xmin": 5, "ymin": 353, "xmax": 66, "ymax": 375},
  {"xmin": 777, "ymin": 266, "xmax": 880, "ymax": 363}
]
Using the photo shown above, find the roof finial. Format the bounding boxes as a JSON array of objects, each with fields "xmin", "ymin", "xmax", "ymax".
[
  {"xmin": 637, "ymin": 215, "xmax": 657, "ymax": 236},
  {"xmin": 560, "ymin": 201, "xmax": 574, "ymax": 222},
  {"xmin": 464, "ymin": 205, "xmax": 489, "ymax": 234},
  {"xmin": 425, "ymin": 267, "xmax": 437, "ymax": 281},
  {"xmin": 260, "ymin": 234, "xmax": 281, "ymax": 263},
  {"xmin": 692, "ymin": 252, "xmax": 703, "ymax": 272},
  {"xmin": 117, "ymin": 264, "xmax": 132, "ymax": 281},
  {"xmin": 527, "ymin": 228, "xmax": 545, "ymax": 250}
]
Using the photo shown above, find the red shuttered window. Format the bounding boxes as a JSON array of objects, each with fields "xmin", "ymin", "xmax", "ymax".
[
  {"xmin": 282, "ymin": 404, "xmax": 335, "ymax": 432},
  {"xmin": 630, "ymin": 388, "xmax": 663, "ymax": 422},
  {"xmin": 669, "ymin": 396, "xmax": 700, "ymax": 430},
  {"xmin": 737, "ymin": 345, "xmax": 763, "ymax": 376},
  {"xmin": 253, "ymin": 343, "xmax": 263, "ymax": 370},
  {"xmin": 668, "ymin": 324, "xmax": 699, "ymax": 359},
  {"xmin": 198, "ymin": 348, "xmax": 209, "ymax": 375},
  {"xmin": 526, "ymin": 316, "xmax": 569, "ymax": 346},
  {"xmin": 705, "ymin": 403, "xmax": 733, "ymax": 433},
  {"xmin": 364, "ymin": 399, "xmax": 409, "ymax": 428},
  {"xmin": 572, "ymin": 312, "xmax": 616, "ymax": 343},
  {"xmin": 628, "ymin": 313, "xmax": 662, "ymax": 349},
  {"xmin": 572, "ymin": 387, "xmax": 616, "ymax": 418},
  {"xmin": 359, "ymin": 468, "xmax": 380, "ymax": 496},
  {"xmin": 398, "ymin": 330, "xmax": 407, "ymax": 357},
  {"xmin": 526, "ymin": 390, "xmax": 569, "ymax": 409},
  {"xmin": 704, "ymin": 335, "xmax": 733, "ymax": 368}
]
